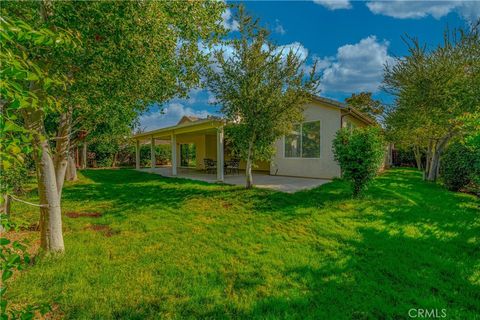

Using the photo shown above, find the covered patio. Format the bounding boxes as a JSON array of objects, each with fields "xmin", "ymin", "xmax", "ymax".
[
  {"xmin": 137, "ymin": 166, "xmax": 330, "ymax": 193},
  {"xmin": 132, "ymin": 117, "xmax": 227, "ymax": 181},
  {"xmin": 132, "ymin": 116, "xmax": 331, "ymax": 192}
]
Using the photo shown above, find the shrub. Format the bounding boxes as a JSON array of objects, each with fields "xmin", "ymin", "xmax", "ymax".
[
  {"xmin": 333, "ymin": 126, "xmax": 385, "ymax": 197},
  {"xmin": 441, "ymin": 136, "xmax": 479, "ymax": 192}
]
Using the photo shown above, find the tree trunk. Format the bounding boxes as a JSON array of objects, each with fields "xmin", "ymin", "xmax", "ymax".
[
  {"xmin": 53, "ymin": 108, "xmax": 73, "ymax": 199},
  {"xmin": 81, "ymin": 142, "xmax": 87, "ymax": 169},
  {"xmin": 22, "ymin": 109, "xmax": 64, "ymax": 253},
  {"xmin": 424, "ymin": 140, "xmax": 433, "ymax": 180},
  {"xmin": 413, "ymin": 145, "xmax": 423, "ymax": 170},
  {"xmin": 426, "ymin": 133, "xmax": 452, "ymax": 182},
  {"xmin": 112, "ymin": 152, "xmax": 118, "ymax": 168},
  {"xmin": 66, "ymin": 153, "xmax": 78, "ymax": 181},
  {"xmin": 245, "ymin": 139, "xmax": 254, "ymax": 189},
  {"xmin": 1, "ymin": 194, "xmax": 11, "ymax": 215}
]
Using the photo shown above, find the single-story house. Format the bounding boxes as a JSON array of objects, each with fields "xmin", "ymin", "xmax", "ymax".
[{"xmin": 132, "ymin": 95, "xmax": 374, "ymax": 182}]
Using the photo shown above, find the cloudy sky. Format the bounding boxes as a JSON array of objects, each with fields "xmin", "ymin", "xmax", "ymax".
[{"xmin": 140, "ymin": 0, "xmax": 478, "ymax": 130}]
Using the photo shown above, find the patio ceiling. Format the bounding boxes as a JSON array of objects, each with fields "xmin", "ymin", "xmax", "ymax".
[{"xmin": 132, "ymin": 119, "xmax": 225, "ymax": 142}]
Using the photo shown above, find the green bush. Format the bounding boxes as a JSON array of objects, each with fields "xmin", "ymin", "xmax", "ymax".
[
  {"xmin": 333, "ymin": 126, "xmax": 385, "ymax": 197},
  {"xmin": 441, "ymin": 137, "xmax": 479, "ymax": 192}
]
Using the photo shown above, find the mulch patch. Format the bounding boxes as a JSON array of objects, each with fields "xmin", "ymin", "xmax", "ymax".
[
  {"xmin": 66, "ymin": 212, "xmax": 102, "ymax": 218},
  {"xmin": 84, "ymin": 224, "xmax": 119, "ymax": 237}
]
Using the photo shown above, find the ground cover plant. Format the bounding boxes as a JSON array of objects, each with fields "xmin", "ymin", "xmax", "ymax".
[{"xmin": 7, "ymin": 168, "xmax": 480, "ymax": 319}]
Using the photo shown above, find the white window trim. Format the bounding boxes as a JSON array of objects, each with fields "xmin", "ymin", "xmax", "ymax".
[{"xmin": 283, "ymin": 119, "xmax": 321, "ymax": 159}]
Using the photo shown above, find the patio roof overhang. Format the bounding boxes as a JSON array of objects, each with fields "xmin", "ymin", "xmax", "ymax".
[{"xmin": 132, "ymin": 118, "xmax": 225, "ymax": 141}]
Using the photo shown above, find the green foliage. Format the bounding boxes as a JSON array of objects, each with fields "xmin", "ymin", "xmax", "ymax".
[
  {"xmin": 7, "ymin": 169, "xmax": 480, "ymax": 318},
  {"xmin": 206, "ymin": 7, "xmax": 319, "ymax": 176},
  {"xmin": 0, "ymin": 16, "xmax": 77, "ymax": 170},
  {"xmin": 384, "ymin": 25, "xmax": 480, "ymax": 179},
  {"xmin": 345, "ymin": 92, "xmax": 384, "ymax": 121},
  {"xmin": 0, "ymin": 214, "xmax": 51, "ymax": 319},
  {"xmin": 441, "ymin": 133, "xmax": 480, "ymax": 192},
  {"xmin": 333, "ymin": 127, "xmax": 385, "ymax": 197}
]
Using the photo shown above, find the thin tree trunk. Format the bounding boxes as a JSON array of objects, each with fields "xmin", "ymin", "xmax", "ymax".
[
  {"xmin": 112, "ymin": 152, "xmax": 118, "ymax": 168},
  {"xmin": 1, "ymin": 194, "xmax": 11, "ymax": 215},
  {"xmin": 426, "ymin": 132, "xmax": 453, "ymax": 181},
  {"xmin": 424, "ymin": 140, "xmax": 433, "ymax": 180},
  {"xmin": 427, "ymin": 150, "xmax": 441, "ymax": 181},
  {"xmin": 23, "ymin": 109, "xmax": 64, "ymax": 253},
  {"xmin": 413, "ymin": 145, "xmax": 423, "ymax": 170},
  {"xmin": 245, "ymin": 138, "xmax": 255, "ymax": 189},
  {"xmin": 66, "ymin": 152, "xmax": 77, "ymax": 181},
  {"xmin": 81, "ymin": 142, "xmax": 87, "ymax": 169},
  {"xmin": 54, "ymin": 108, "xmax": 73, "ymax": 198}
]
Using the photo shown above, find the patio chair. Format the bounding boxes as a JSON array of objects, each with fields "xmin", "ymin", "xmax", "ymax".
[
  {"xmin": 225, "ymin": 158, "xmax": 240, "ymax": 175},
  {"xmin": 203, "ymin": 158, "xmax": 216, "ymax": 174}
]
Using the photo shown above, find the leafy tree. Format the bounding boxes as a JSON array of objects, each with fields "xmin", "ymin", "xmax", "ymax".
[
  {"xmin": 333, "ymin": 127, "xmax": 385, "ymax": 197},
  {"xmin": 2, "ymin": 1, "xmax": 226, "ymax": 252},
  {"xmin": 0, "ymin": 16, "xmax": 77, "ymax": 252},
  {"xmin": 384, "ymin": 24, "xmax": 480, "ymax": 181},
  {"xmin": 345, "ymin": 92, "xmax": 384, "ymax": 121},
  {"xmin": 206, "ymin": 7, "xmax": 319, "ymax": 188}
]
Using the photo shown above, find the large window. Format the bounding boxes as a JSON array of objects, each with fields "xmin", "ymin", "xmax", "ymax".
[{"xmin": 284, "ymin": 121, "xmax": 320, "ymax": 158}]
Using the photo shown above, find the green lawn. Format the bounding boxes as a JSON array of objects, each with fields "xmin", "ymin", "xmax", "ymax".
[{"xmin": 9, "ymin": 168, "xmax": 480, "ymax": 319}]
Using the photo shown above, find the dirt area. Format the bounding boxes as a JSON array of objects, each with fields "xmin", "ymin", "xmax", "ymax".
[{"xmin": 66, "ymin": 212, "xmax": 102, "ymax": 218}]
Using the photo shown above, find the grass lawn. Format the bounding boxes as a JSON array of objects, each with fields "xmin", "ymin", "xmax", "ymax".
[{"xmin": 9, "ymin": 168, "xmax": 480, "ymax": 319}]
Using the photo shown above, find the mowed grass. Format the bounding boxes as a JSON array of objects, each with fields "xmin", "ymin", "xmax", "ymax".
[{"xmin": 9, "ymin": 168, "xmax": 480, "ymax": 319}]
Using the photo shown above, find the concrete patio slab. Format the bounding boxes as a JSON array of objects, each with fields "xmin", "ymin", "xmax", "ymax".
[{"xmin": 137, "ymin": 166, "xmax": 331, "ymax": 193}]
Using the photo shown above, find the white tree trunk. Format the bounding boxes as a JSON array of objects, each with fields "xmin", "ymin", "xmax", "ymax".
[
  {"xmin": 413, "ymin": 145, "xmax": 422, "ymax": 170},
  {"xmin": 53, "ymin": 109, "xmax": 72, "ymax": 199},
  {"xmin": 81, "ymin": 142, "xmax": 87, "ymax": 169},
  {"xmin": 23, "ymin": 109, "xmax": 65, "ymax": 253},
  {"xmin": 245, "ymin": 139, "xmax": 254, "ymax": 189},
  {"xmin": 66, "ymin": 153, "xmax": 78, "ymax": 181}
]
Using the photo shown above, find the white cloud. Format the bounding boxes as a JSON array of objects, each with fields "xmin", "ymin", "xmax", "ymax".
[
  {"xmin": 139, "ymin": 103, "xmax": 212, "ymax": 131},
  {"xmin": 366, "ymin": 0, "xmax": 480, "ymax": 21},
  {"xmin": 221, "ymin": 8, "xmax": 239, "ymax": 31},
  {"xmin": 274, "ymin": 19, "xmax": 286, "ymax": 35},
  {"xmin": 313, "ymin": 0, "xmax": 352, "ymax": 10},
  {"xmin": 318, "ymin": 36, "xmax": 395, "ymax": 93},
  {"xmin": 276, "ymin": 42, "xmax": 309, "ymax": 61}
]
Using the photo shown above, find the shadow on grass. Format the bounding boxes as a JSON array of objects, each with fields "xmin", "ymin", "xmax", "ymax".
[{"xmin": 53, "ymin": 168, "xmax": 480, "ymax": 318}]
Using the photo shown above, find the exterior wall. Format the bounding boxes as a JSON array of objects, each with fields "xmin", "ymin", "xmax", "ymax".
[
  {"xmin": 342, "ymin": 114, "xmax": 367, "ymax": 129},
  {"xmin": 270, "ymin": 102, "xmax": 342, "ymax": 179}
]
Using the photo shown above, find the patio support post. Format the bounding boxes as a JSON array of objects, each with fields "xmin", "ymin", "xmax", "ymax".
[
  {"xmin": 150, "ymin": 137, "xmax": 156, "ymax": 169},
  {"xmin": 171, "ymin": 134, "xmax": 177, "ymax": 176},
  {"xmin": 216, "ymin": 126, "xmax": 224, "ymax": 182},
  {"xmin": 135, "ymin": 139, "xmax": 140, "ymax": 170}
]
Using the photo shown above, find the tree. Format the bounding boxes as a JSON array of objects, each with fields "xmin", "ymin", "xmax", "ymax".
[
  {"xmin": 345, "ymin": 92, "xmax": 384, "ymax": 121},
  {"xmin": 0, "ymin": 16, "xmax": 77, "ymax": 251},
  {"xmin": 384, "ymin": 24, "xmax": 480, "ymax": 181},
  {"xmin": 333, "ymin": 127, "xmax": 385, "ymax": 197},
  {"xmin": 2, "ymin": 1, "xmax": 226, "ymax": 252},
  {"xmin": 206, "ymin": 7, "xmax": 320, "ymax": 188}
]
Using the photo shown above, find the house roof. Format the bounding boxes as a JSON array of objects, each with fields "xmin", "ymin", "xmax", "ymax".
[
  {"xmin": 312, "ymin": 95, "xmax": 375, "ymax": 125},
  {"xmin": 177, "ymin": 115, "xmax": 202, "ymax": 125},
  {"xmin": 132, "ymin": 95, "xmax": 374, "ymax": 140},
  {"xmin": 133, "ymin": 118, "xmax": 224, "ymax": 140}
]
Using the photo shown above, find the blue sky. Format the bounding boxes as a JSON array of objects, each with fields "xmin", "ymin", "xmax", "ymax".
[{"xmin": 139, "ymin": 0, "xmax": 478, "ymax": 130}]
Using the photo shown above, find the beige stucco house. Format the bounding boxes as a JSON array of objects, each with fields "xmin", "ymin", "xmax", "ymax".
[{"xmin": 132, "ymin": 96, "xmax": 373, "ymax": 182}]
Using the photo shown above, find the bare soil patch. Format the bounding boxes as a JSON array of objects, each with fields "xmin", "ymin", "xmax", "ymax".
[{"xmin": 66, "ymin": 211, "xmax": 102, "ymax": 218}]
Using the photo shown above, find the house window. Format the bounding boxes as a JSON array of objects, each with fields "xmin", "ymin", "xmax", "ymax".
[{"xmin": 284, "ymin": 121, "xmax": 320, "ymax": 158}]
